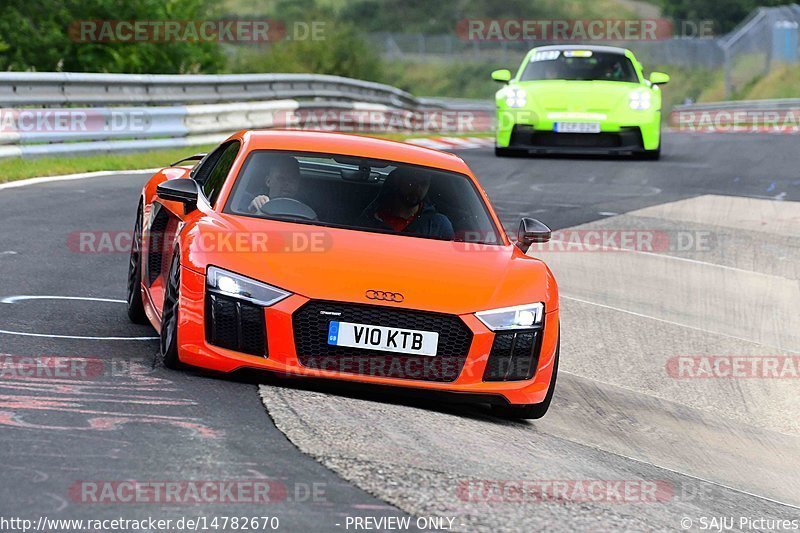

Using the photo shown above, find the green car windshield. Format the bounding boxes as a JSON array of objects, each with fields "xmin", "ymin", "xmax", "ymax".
[{"xmin": 520, "ymin": 51, "xmax": 639, "ymax": 83}]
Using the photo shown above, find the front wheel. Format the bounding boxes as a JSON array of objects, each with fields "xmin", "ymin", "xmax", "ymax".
[
  {"xmin": 160, "ymin": 251, "xmax": 182, "ymax": 369},
  {"xmin": 126, "ymin": 204, "xmax": 148, "ymax": 324},
  {"xmin": 491, "ymin": 338, "xmax": 559, "ymax": 420}
]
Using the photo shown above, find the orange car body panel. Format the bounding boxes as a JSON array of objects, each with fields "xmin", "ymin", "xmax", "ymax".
[{"xmin": 138, "ymin": 130, "xmax": 559, "ymax": 405}]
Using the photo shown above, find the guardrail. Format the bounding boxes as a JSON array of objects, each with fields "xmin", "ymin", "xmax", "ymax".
[
  {"xmin": 0, "ymin": 72, "xmax": 424, "ymax": 108},
  {"xmin": 669, "ymin": 99, "xmax": 800, "ymax": 132},
  {"xmin": 0, "ymin": 72, "xmax": 494, "ymax": 159}
]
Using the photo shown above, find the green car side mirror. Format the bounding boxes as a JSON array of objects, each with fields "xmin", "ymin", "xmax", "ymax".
[
  {"xmin": 491, "ymin": 69, "xmax": 512, "ymax": 83},
  {"xmin": 650, "ymin": 72, "xmax": 670, "ymax": 85}
]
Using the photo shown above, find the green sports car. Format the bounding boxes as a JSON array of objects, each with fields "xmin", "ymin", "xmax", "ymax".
[{"xmin": 492, "ymin": 45, "xmax": 669, "ymax": 159}]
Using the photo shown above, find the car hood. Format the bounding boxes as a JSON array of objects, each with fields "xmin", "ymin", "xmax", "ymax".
[
  {"xmin": 516, "ymin": 80, "xmax": 640, "ymax": 114},
  {"xmin": 185, "ymin": 215, "xmax": 558, "ymax": 316}
]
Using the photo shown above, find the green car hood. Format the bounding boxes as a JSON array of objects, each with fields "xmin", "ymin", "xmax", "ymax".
[{"xmin": 515, "ymin": 80, "xmax": 643, "ymax": 113}]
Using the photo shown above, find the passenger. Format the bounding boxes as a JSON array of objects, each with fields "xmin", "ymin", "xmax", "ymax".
[{"xmin": 359, "ymin": 167, "xmax": 454, "ymax": 240}]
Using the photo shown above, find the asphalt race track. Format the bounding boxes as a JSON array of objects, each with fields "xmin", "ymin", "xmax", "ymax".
[{"xmin": 1, "ymin": 131, "xmax": 799, "ymax": 532}]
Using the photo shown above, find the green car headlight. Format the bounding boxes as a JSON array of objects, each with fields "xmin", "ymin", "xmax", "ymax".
[
  {"xmin": 475, "ymin": 303, "xmax": 544, "ymax": 331},
  {"xmin": 505, "ymin": 88, "xmax": 527, "ymax": 108},
  {"xmin": 629, "ymin": 90, "xmax": 651, "ymax": 111}
]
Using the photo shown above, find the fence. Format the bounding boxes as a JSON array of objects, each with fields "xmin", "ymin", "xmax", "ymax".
[
  {"xmin": 368, "ymin": 4, "xmax": 800, "ymax": 97},
  {"xmin": 370, "ymin": 32, "xmax": 723, "ymax": 69}
]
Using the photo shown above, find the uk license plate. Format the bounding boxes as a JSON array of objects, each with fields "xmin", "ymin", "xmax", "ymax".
[{"xmin": 327, "ymin": 321, "xmax": 439, "ymax": 356}]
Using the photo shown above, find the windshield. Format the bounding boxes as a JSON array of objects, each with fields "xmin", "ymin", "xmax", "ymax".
[
  {"xmin": 224, "ymin": 150, "xmax": 503, "ymax": 245},
  {"xmin": 520, "ymin": 50, "xmax": 639, "ymax": 83}
]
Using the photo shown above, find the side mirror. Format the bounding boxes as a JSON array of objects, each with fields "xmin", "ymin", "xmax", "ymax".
[
  {"xmin": 649, "ymin": 72, "xmax": 670, "ymax": 85},
  {"xmin": 516, "ymin": 218, "xmax": 551, "ymax": 252},
  {"xmin": 156, "ymin": 178, "xmax": 199, "ymax": 213},
  {"xmin": 491, "ymin": 69, "xmax": 512, "ymax": 83}
]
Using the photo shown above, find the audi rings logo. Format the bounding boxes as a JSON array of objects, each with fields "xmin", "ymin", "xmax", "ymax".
[{"xmin": 365, "ymin": 290, "xmax": 404, "ymax": 302}]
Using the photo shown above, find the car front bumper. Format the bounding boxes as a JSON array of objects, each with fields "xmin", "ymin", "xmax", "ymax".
[
  {"xmin": 503, "ymin": 125, "xmax": 649, "ymax": 154},
  {"xmin": 495, "ymin": 108, "xmax": 661, "ymax": 153},
  {"xmin": 176, "ymin": 267, "xmax": 560, "ymax": 406}
]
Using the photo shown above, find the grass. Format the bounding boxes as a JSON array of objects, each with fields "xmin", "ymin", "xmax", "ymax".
[
  {"xmin": 647, "ymin": 65, "xmax": 725, "ymax": 110},
  {"xmin": 657, "ymin": 62, "xmax": 800, "ymax": 108},
  {"xmin": 745, "ymin": 65, "xmax": 800, "ymax": 100},
  {"xmin": 0, "ymin": 145, "xmax": 218, "ymax": 184},
  {"xmin": 382, "ymin": 60, "xmax": 502, "ymax": 101},
  {"xmin": 0, "ymin": 132, "xmax": 493, "ymax": 184}
]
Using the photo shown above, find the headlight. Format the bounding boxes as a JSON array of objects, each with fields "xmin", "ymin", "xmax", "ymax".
[
  {"xmin": 629, "ymin": 90, "xmax": 651, "ymax": 110},
  {"xmin": 505, "ymin": 88, "xmax": 527, "ymax": 108},
  {"xmin": 475, "ymin": 303, "xmax": 544, "ymax": 331},
  {"xmin": 206, "ymin": 266, "xmax": 291, "ymax": 307}
]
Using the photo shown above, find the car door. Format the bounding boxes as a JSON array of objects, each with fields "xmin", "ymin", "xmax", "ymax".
[{"xmin": 144, "ymin": 141, "xmax": 241, "ymax": 315}]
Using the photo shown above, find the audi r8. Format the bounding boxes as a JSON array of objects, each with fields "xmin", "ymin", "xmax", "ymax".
[
  {"xmin": 492, "ymin": 45, "xmax": 669, "ymax": 159},
  {"xmin": 126, "ymin": 130, "xmax": 560, "ymax": 419}
]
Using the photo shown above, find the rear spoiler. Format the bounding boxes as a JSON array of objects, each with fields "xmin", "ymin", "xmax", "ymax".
[{"xmin": 170, "ymin": 153, "xmax": 207, "ymax": 167}]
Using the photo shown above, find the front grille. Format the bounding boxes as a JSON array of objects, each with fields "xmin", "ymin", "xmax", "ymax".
[
  {"xmin": 206, "ymin": 292, "xmax": 267, "ymax": 356},
  {"xmin": 483, "ymin": 329, "xmax": 541, "ymax": 381},
  {"xmin": 510, "ymin": 125, "xmax": 643, "ymax": 150},
  {"xmin": 293, "ymin": 300, "xmax": 473, "ymax": 382}
]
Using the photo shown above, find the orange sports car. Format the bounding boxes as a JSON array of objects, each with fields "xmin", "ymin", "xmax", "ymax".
[{"xmin": 126, "ymin": 130, "xmax": 560, "ymax": 419}]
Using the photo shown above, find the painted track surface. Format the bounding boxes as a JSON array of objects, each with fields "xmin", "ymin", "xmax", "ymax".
[
  {"xmin": 0, "ymin": 173, "xmax": 415, "ymax": 531},
  {"xmin": 1, "ymin": 131, "xmax": 798, "ymax": 531}
]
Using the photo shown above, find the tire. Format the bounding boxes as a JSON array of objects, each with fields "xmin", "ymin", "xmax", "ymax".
[
  {"xmin": 640, "ymin": 144, "xmax": 661, "ymax": 160},
  {"xmin": 495, "ymin": 146, "xmax": 523, "ymax": 158},
  {"xmin": 160, "ymin": 251, "xmax": 182, "ymax": 369},
  {"xmin": 126, "ymin": 204, "xmax": 148, "ymax": 324},
  {"xmin": 491, "ymin": 337, "xmax": 559, "ymax": 420}
]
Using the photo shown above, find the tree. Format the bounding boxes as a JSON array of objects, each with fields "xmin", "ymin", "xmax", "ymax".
[
  {"xmin": 659, "ymin": 0, "xmax": 789, "ymax": 35},
  {"xmin": 0, "ymin": 0, "xmax": 224, "ymax": 73}
]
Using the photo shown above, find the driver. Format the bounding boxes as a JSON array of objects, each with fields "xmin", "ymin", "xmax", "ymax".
[
  {"xmin": 358, "ymin": 167, "xmax": 454, "ymax": 240},
  {"xmin": 247, "ymin": 154, "xmax": 301, "ymax": 213}
]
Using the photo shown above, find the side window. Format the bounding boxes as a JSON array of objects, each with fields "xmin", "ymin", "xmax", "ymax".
[
  {"xmin": 202, "ymin": 141, "xmax": 241, "ymax": 207},
  {"xmin": 191, "ymin": 145, "xmax": 226, "ymax": 186}
]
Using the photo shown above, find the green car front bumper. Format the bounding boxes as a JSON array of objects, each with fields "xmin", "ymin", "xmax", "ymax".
[{"xmin": 495, "ymin": 109, "xmax": 661, "ymax": 154}]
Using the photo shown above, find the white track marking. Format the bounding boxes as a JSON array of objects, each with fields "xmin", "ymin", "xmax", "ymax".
[
  {"xmin": 541, "ymin": 238, "xmax": 773, "ymax": 276},
  {"xmin": 561, "ymin": 294, "xmax": 799, "ymax": 354},
  {"xmin": 0, "ymin": 169, "xmax": 158, "ymax": 191},
  {"xmin": 1, "ymin": 295, "xmax": 126, "ymax": 304},
  {"xmin": 560, "ymin": 433, "xmax": 800, "ymax": 511},
  {"xmin": 0, "ymin": 329, "xmax": 157, "ymax": 341},
  {"xmin": 0, "ymin": 295, "xmax": 158, "ymax": 341}
]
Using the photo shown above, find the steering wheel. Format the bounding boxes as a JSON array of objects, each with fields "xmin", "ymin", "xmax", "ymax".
[{"xmin": 258, "ymin": 198, "xmax": 318, "ymax": 221}]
